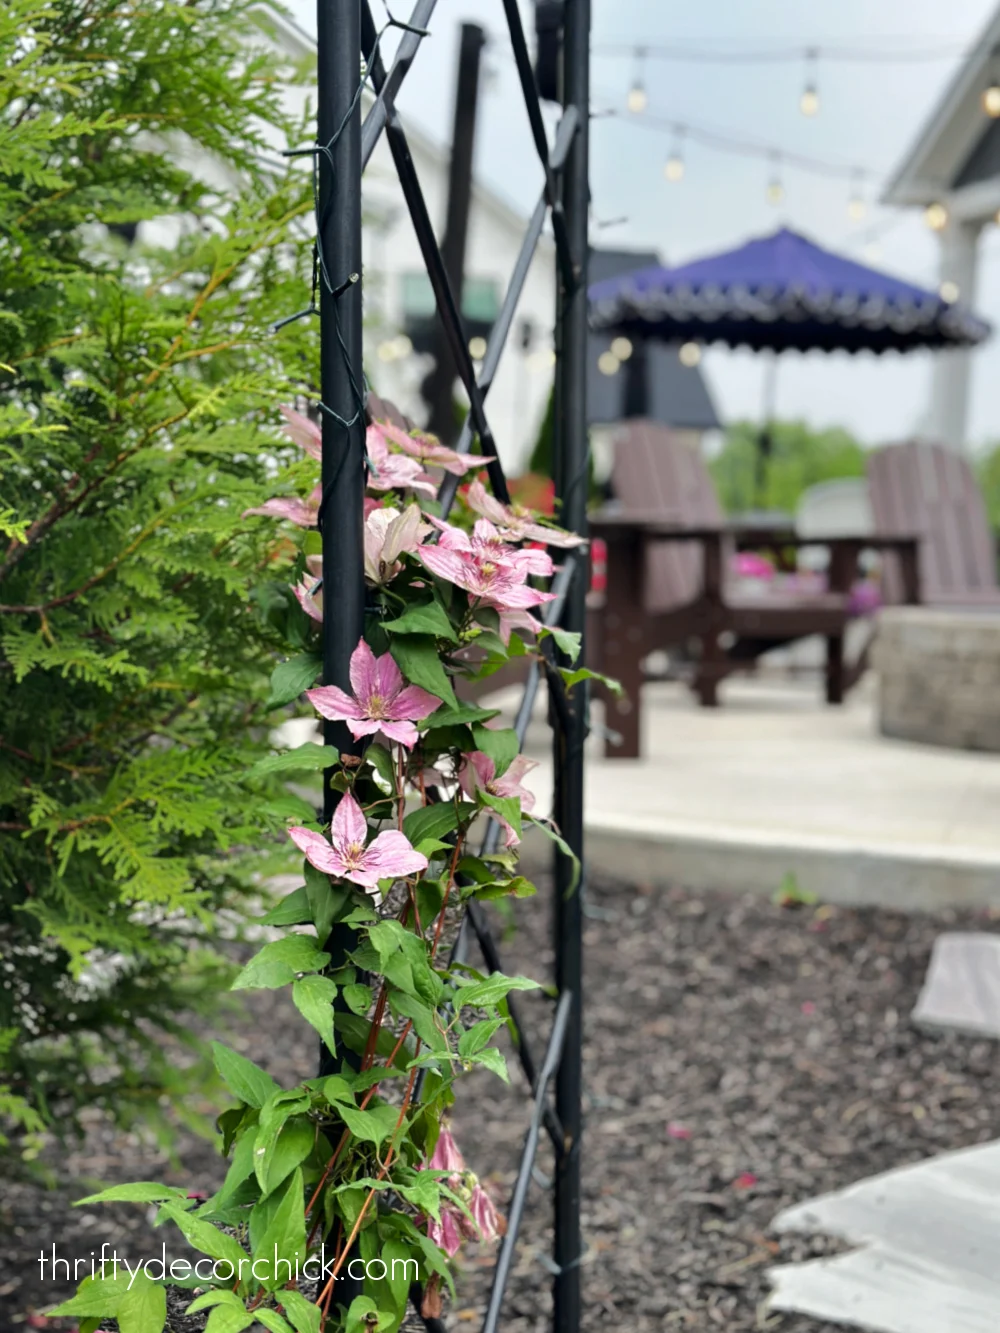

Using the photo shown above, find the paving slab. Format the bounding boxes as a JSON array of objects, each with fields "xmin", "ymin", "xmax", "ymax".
[
  {"xmin": 767, "ymin": 1140, "xmax": 1000, "ymax": 1333},
  {"xmin": 911, "ymin": 931, "xmax": 1000, "ymax": 1037},
  {"xmin": 499, "ymin": 674, "xmax": 1000, "ymax": 909}
]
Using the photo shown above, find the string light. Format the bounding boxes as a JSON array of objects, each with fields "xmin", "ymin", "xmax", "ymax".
[
  {"xmin": 597, "ymin": 350, "xmax": 620, "ymax": 375},
  {"xmin": 468, "ymin": 335, "xmax": 487, "ymax": 360},
  {"xmin": 924, "ymin": 201, "xmax": 948, "ymax": 231},
  {"xmin": 939, "ymin": 280, "xmax": 959, "ymax": 302},
  {"xmin": 766, "ymin": 153, "xmax": 784, "ymax": 205},
  {"xmin": 847, "ymin": 171, "xmax": 867, "ymax": 221},
  {"xmin": 678, "ymin": 342, "xmax": 702, "ymax": 367},
  {"xmin": 664, "ymin": 128, "xmax": 685, "ymax": 182},
  {"xmin": 610, "ymin": 336, "xmax": 633, "ymax": 361},
  {"xmin": 627, "ymin": 47, "xmax": 647, "ymax": 113},
  {"xmin": 983, "ymin": 67, "xmax": 1000, "ymax": 117},
  {"xmin": 799, "ymin": 48, "xmax": 819, "ymax": 116}
]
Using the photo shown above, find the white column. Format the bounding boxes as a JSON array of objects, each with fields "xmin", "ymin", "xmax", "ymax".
[{"xmin": 926, "ymin": 217, "xmax": 982, "ymax": 451}]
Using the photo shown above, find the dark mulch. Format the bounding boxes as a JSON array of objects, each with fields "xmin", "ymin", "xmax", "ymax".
[{"xmin": 4, "ymin": 876, "xmax": 1000, "ymax": 1332}]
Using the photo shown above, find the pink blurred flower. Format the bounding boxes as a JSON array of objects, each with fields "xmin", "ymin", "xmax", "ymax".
[
  {"xmin": 848, "ymin": 579, "xmax": 881, "ymax": 617},
  {"xmin": 459, "ymin": 751, "xmax": 537, "ymax": 848},
  {"xmin": 666, "ymin": 1121, "xmax": 691, "ymax": 1140},
  {"xmin": 288, "ymin": 791, "xmax": 427, "ymax": 891},
  {"xmin": 733, "ymin": 1172, "xmax": 758, "ymax": 1190},
  {"xmin": 733, "ymin": 552, "xmax": 774, "ymax": 580},
  {"xmin": 364, "ymin": 503, "xmax": 429, "ymax": 585},
  {"xmin": 293, "ymin": 556, "xmax": 323, "ymax": 623},
  {"xmin": 243, "ymin": 483, "xmax": 321, "ymax": 528},
  {"xmin": 366, "ymin": 423, "xmax": 437, "ymax": 497},
  {"xmin": 279, "ymin": 405, "xmax": 322, "ymax": 460},
  {"xmin": 466, "ymin": 479, "xmax": 585, "ymax": 548},
  {"xmin": 801, "ymin": 1000, "xmax": 816, "ymax": 1016},
  {"xmin": 306, "ymin": 638, "xmax": 441, "ymax": 748},
  {"xmin": 373, "ymin": 419, "xmax": 491, "ymax": 477}
]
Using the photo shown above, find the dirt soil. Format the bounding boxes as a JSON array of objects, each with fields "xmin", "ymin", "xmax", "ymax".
[{"xmin": 4, "ymin": 875, "xmax": 1000, "ymax": 1332}]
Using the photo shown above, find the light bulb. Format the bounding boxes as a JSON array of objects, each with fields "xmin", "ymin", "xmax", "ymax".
[
  {"xmin": 848, "ymin": 195, "xmax": 867, "ymax": 222},
  {"xmin": 679, "ymin": 342, "xmax": 701, "ymax": 367},
  {"xmin": 799, "ymin": 85, "xmax": 819, "ymax": 117},
  {"xmin": 924, "ymin": 201, "xmax": 948, "ymax": 231},
  {"xmin": 995, "ymin": 208, "xmax": 1000, "ymax": 226},
  {"xmin": 939, "ymin": 280, "xmax": 960, "ymax": 303},
  {"xmin": 597, "ymin": 350, "xmax": 620, "ymax": 376},
  {"xmin": 767, "ymin": 179, "xmax": 784, "ymax": 206},
  {"xmin": 610, "ymin": 336, "xmax": 633, "ymax": 361},
  {"xmin": 627, "ymin": 81, "xmax": 647, "ymax": 114},
  {"xmin": 664, "ymin": 154, "xmax": 684, "ymax": 182},
  {"xmin": 984, "ymin": 83, "xmax": 1000, "ymax": 117},
  {"xmin": 468, "ymin": 335, "xmax": 487, "ymax": 360}
]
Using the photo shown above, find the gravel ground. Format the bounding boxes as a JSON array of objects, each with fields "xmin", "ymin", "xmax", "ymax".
[{"xmin": 4, "ymin": 875, "xmax": 1000, "ymax": 1332}]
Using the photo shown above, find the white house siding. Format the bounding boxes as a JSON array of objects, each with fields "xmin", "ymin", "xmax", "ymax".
[{"xmin": 260, "ymin": 9, "xmax": 557, "ymax": 478}]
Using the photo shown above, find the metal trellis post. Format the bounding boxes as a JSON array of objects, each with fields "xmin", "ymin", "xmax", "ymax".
[{"xmin": 552, "ymin": 1, "xmax": 590, "ymax": 1331}]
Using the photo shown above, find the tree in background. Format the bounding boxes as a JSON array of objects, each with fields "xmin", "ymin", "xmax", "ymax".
[
  {"xmin": 709, "ymin": 419, "xmax": 867, "ymax": 515},
  {"xmin": 0, "ymin": 0, "xmax": 316, "ymax": 1157},
  {"xmin": 976, "ymin": 442, "xmax": 1000, "ymax": 532}
]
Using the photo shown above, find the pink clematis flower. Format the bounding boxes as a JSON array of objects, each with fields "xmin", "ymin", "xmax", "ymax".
[
  {"xmin": 292, "ymin": 555, "xmax": 323, "ymax": 623},
  {"xmin": 422, "ymin": 1124, "xmax": 506, "ymax": 1256},
  {"xmin": 459, "ymin": 751, "xmax": 538, "ymax": 848},
  {"xmin": 417, "ymin": 521, "xmax": 556, "ymax": 624},
  {"xmin": 288, "ymin": 791, "xmax": 427, "ymax": 891},
  {"xmin": 243, "ymin": 483, "xmax": 321, "ymax": 528},
  {"xmin": 364, "ymin": 503, "xmax": 429, "ymax": 584},
  {"xmin": 428, "ymin": 516, "xmax": 554, "ymax": 579},
  {"xmin": 372, "ymin": 419, "xmax": 492, "ymax": 477},
  {"xmin": 366, "ymin": 423, "xmax": 437, "ymax": 497},
  {"xmin": 466, "ymin": 479, "xmax": 585, "ymax": 548},
  {"xmin": 279, "ymin": 405, "xmax": 322, "ymax": 460},
  {"xmin": 306, "ymin": 639, "xmax": 441, "ymax": 748}
]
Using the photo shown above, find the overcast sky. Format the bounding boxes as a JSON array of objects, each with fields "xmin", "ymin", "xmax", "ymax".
[{"xmin": 285, "ymin": 0, "xmax": 1000, "ymax": 451}]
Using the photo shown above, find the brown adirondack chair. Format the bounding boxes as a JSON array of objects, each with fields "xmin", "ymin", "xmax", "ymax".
[
  {"xmin": 868, "ymin": 441, "xmax": 1000, "ymax": 607},
  {"xmin": 589, "ymin": 420, "xmax": 919, "ymax": 759}
]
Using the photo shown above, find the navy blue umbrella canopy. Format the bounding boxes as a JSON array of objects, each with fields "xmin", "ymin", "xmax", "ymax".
[{"xmin": 588, "ymin": 227, "xmax": 991, "ymax": 355}]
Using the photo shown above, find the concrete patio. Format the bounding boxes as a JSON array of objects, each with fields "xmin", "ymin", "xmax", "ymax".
[{"xmin": 506, "ymin": 673, "xmax": 1000, "ymax": 910}]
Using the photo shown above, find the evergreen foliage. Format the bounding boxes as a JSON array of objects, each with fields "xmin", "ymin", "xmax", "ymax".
[
  {"xmin": 710, "ymin": 418, "xmax": 867, "ymax": 514},
  {"xmin": 0, "ymin": 0, "xmax": 317, "ymax": 1156}
]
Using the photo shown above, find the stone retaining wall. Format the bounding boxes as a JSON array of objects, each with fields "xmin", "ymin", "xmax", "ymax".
[{"xmin": 875, "ymin": 607, "xmax": 1000, "ymax": 751}]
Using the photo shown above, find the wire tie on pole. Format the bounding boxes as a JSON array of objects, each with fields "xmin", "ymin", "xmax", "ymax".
[{"xmin": 271, "ymin": 304, "xmax": 317, "ymax": 332}]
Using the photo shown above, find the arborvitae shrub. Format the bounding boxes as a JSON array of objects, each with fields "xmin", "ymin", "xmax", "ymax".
[{"xmin": 0, "ymin": 0, "xmax": 319, "ymax": 1156}]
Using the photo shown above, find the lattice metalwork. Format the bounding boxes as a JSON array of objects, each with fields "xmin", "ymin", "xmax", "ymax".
[{"xmin": 305, "ymin": 3, "xmax": 591, "ymax": 1329}]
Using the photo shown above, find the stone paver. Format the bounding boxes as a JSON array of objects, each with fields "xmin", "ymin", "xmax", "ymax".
[
  {"xmin": 768, "ymin": 1140, "xmax": 1000, "ymax": 1333},
  {"xmin": 912, "ymin": 932, "xmax": 1000, "ymax": 1037}
]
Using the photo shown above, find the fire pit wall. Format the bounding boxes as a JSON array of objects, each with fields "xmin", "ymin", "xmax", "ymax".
[{"xmin": 875, "ymin": 606, "xmax": 1000, "ymax": 752}]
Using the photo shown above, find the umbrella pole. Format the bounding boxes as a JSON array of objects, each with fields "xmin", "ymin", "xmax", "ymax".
[{"xmin": 755, "ymin": 353, "xmax": 779, "ymax": 508}]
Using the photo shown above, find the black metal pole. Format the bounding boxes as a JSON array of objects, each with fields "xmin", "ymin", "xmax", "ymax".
[
  {"xmin": 422, "ymin": 22, "xmax": 485, "ymax": 442},
  {"xmin": 318, "ymin": 0, "xmax": 365, "ymax": 800},
  {"xmin": 552, "ymin": 0, "xmax": 589, "ymax": 1329},
  {"xmin": 316, "ymin": 0, "xmax": 365, "ymax": 1313}
]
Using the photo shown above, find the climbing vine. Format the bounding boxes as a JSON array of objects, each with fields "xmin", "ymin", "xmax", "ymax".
[{"xmin": 54, "ymin": 411, "xmax": 605, "ymax": 1333}]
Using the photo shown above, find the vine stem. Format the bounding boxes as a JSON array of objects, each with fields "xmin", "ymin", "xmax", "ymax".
[
  {"xmin": 316, "ymin": 1059, "xmax": 421, "ymax": 1324},
  {"xmin": 304, "ymin": 1019, "xmax": 414, "ymax": 1239}
]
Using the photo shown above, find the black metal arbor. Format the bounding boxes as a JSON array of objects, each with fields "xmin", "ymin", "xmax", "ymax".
[{"xmin": 305, "ymin": 1, "xmax": 590, "ymax": 1329}]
